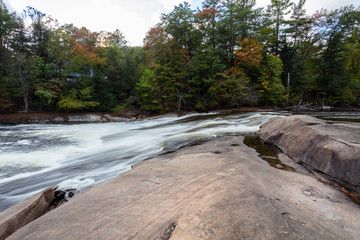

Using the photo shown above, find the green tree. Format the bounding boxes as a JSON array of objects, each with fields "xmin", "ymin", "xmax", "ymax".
[
  {"xmin": 24, "ymin": 6, "xmax": 52, "ymax": 61},
  {"xmin": 189, "ymin": 47, "xmax": 226, "ymax": 109},
  {"xmin": 288, "ymin": 0, "xmax": 309, "ymax": 48},
  {"xmin": 9, "ymin": 53, "xmax": 36, "ymax": 112},
  {"xmin": 266, "ymin": 0, "xmax": 293, "ymax": 54},
  {"xmin": 0, "ymin": 0, "xmax": 22, "ymax": 111},
  {"xmin": 345, "ymin": 19, "xmax": 360, "ymax": 104},
  {"xmin": 153, "ymin": 42, "xmax": 191, "ymax": 111},
  {"xmin": 208, "ymin": 38, "xmax": 263, "ymax": 108},
  {"xmin": 0, "ymin": 0, "xmax": 20, "ymax": 49},
  {"xmin": 218, "ymin": 0, "xmax": 262, "ymax": 64},
  {"xmin": 99, "ymin": 45, "xmax": 143, "ymax": 109},
  {"xmin": 136, "ymin": 68, "xmax": 162, "ymax": 112},
  {"xmin": 144, "ymin": 25, "xmax": 193, "ymax": 111},
  {"xmin": 162, "ymin": 2, "xmax": 200, "ymax": 56},
  {"xmin": 278, "ymin": 0, "xmax": 312, "ymax": 103},
  {"xmin": 258, "ymin": 54, "xmax": 286, "ymax": 106},
  {"xmin": 209, "ymin": 67, "xmax": 256, "ymax": 108},
  {"xmin": 310, "ymin": 6, "xmax": 360, "ymax": 105},
  {"xmin": 197, "ymin": 0, "xmax": 222, "ymax": 50},
  {"xmin": 101, "ymin": 29, "xmax": 127, "ymax": 48},
  {"xmin": 48, "ymin": 28, "xmax": 72, "ymax": 75},
  {"xmin": 57, "ymin": 87, "xmax": 99, "ymax": 112},
  {"xmin": 32, "ymin": 57, "xmax": 63, "ymax": 110}
]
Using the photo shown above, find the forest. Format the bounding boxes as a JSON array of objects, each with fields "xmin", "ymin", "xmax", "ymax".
[{"xmin": 0, "ymin": 0, "xmax": 359, "ymax": 114}]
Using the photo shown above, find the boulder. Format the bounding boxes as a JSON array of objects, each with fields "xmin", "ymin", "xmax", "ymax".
[
  {"xmin": 0, "ymin": 187, "xmax": 55, "ymax": 240},
  {"xmin": 53, "ymin": 116, "xmax": 65, "ymax": 123},
  {"xmin": 259, "ymin": 115, "xmax": 360, "ymax": 189},
  {"xmin": 103, "ymin": 114, "xmax": 130, "ymax": 122},
  {"xmin": 68, "ymin": 114, "xmax": 107, "ymax": 122}
]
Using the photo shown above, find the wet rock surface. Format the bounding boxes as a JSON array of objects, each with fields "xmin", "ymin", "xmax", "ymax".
[
  {"xmin": 48, "ymin": 189, "xmax": 77, "ymax": 211},
  {"xmin": 5, "ymin": 136, "xmax": 360, "ymax": 240},
  {"xmin": 259, "ymin": 115, "xmax": 360, "ymax": 192}
]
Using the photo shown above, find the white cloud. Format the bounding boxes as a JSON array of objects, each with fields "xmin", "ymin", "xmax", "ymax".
[
  {"xmin": 256, "ymin": 0, "xmax": 359, "ymax": 14},
  {"xmin": 3, "ymin": 0, "xmax": 359, "ymax": 46},
  {"xmin": 3, "ymin": 0, "xmax": 194, "ymax": 46}
]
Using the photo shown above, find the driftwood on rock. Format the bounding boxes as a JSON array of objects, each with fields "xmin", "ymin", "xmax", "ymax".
[
  {"xmin": 285, "ymin": 103, "xmax": 360, "ymax": 112},
  {"xmin": 284, "ymin": 104, "xmax": 331, "ymax": 111}
]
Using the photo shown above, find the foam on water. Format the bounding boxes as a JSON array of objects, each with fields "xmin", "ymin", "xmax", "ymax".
[
  {"xmin": 57, "ymin": 178, "xmax": 96, "ymax": 191},
  {"xmin": 0, "ymin": 111, "xmax": 286, "ymax": 212}
]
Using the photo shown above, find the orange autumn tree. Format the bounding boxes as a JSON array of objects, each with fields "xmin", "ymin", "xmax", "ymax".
[
  {"xmin": 209, "ymin": 38, "xmax": 263, "ymax": 107},
  {"xmin": 143, "ymin": 26, "xmax": 168, "ymax": 64},
  {"xmin": 57, "ymin": 27, "xmax": 104, "ymax": 112},
  {"xmin": 70, "ymin": 27, "xmax": 106, "ymax": 73},
  {"xmin": 197, "ymin": 8, "xmax": 220, "ymax": 22},
  {"xmin": 197, "ymin": 8, "xmax": 221, "ymax": 49},
  {"xmin": 235, "ymin": 38, "xmax": 263, "ymax": 71}
]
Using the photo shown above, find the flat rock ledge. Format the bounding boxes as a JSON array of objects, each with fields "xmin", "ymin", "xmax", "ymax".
[
  {"xmin": 259, "ymin": 115, "xmax": 360, "ymax": 192},
  {"xmin": 2, "ymin": 136, "xmax": 360, "ymax": 240}
]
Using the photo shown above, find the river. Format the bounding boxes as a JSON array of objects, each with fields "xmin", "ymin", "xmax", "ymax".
[{"xmin": 0, "ymin": 111, "xmax": 359, "ymax": 212}]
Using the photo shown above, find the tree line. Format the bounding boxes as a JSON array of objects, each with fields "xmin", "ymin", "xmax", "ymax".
[{"xmin": 0, "ymin": 0, "xmax": 359, "ymax": 114}]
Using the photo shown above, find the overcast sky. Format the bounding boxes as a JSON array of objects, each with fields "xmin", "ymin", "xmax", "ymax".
[{"xmin": 3, "ymin": 0, "xmax": 359, "ymax": 46}]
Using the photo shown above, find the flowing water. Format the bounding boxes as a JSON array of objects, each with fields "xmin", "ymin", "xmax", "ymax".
[{"xmin": 0, "ymin": 111, "xmax": 358, "ymax": 212}]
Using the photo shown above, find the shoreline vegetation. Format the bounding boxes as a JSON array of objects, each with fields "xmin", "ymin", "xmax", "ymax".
[
  {"xmin": 1, "ymin": 0, "xmax": 360, "ymax": 115},
  {"xmin": 1, "ymin": 116, "xmax": 360, "ymax": 239}
]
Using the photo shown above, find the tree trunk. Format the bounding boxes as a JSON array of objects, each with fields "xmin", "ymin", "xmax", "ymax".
[
  {"xmin": 275, "ymin": 21, "xmax": 280, "ymax": 55},
  {"xmin": 24, "ymin": 95, "xmax": 29, "ymax": 113}
]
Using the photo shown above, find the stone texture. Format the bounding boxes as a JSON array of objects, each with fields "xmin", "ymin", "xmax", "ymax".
[
  {"xmin": 67, "ymin": 114, "xmax": 107, "ymax": 122},
  {"xmin": 53, "ymin": 116, "xmax": 65, "ymax": 122},
  {"xmin": 103, "ymin": 114, "xmax": 130, "ymax": 122},
  {"xmin": 0, "ymin": 187, "xmax": 55, "ymax": 240},
  {"xmin": 5, "ymin": 137, "xmax": 360, "ymax": 240},
  {"xmin": 259, "ymin": 115, "xmax": 360, "ymax": 189}
]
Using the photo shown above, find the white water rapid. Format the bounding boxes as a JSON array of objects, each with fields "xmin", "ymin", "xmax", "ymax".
[{"xmin": 0, "ymin": 111, "xmax": 289, "ymax": 212}]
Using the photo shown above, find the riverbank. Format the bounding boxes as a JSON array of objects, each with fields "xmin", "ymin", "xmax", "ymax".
[
  {"xmin": 0, "ymin": 107, "xmax": 273, "ymax": 124},
  {"xmin": 0, "ymin": 112, "xmax": 131, "ymax": 124},
  {"xmin": 2, "ymin": 130, "xmax": 360, "ymax": 239}
]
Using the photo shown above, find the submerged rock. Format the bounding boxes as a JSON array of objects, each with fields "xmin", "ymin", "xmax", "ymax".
[{"xmin": 259, "ymin": 115, "xmax": 360, "ymax": 190}]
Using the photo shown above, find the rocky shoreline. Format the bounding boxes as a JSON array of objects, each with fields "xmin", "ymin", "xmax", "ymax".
[
  {"xmin": 0, "ymin": 108, "xmax": 272, "ymax": 124},
  {"xmin": 0, "ymin": 112, "xmax": 133, "ymax": 124},
  {"xmin": 1, "ymin": 115, "xmax": 360, "ymax": 239}
]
